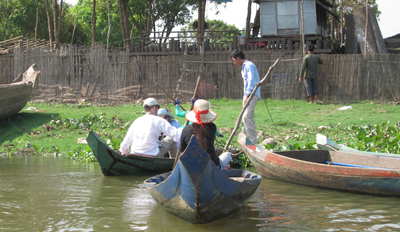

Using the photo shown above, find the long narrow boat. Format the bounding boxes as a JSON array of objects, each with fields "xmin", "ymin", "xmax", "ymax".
[
  {"xmin": 238, "ymin": 133, "xmax": 400, "ymax": 196},
  {"xmin": 86, "ymin": 131, "xmax": 174, "ymax": 176},
  {"xmin": 145, "ymin": 136, "xmax": 261, "ymax": 224},
  {"xmin": 316, "ymin": 133, "xmax": 400, "ymax": 157},
  {"xmin": 0, "ymin": 64, "xmax": 40, "ymax": 120}
]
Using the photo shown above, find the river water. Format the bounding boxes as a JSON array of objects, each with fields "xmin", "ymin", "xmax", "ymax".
[{"xmin": 1, "ymin": 156, "xmax": 400, "ymax": 232}]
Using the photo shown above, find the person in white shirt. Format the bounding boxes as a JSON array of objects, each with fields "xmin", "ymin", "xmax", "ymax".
[{"xmin": 119, "ymin": 98, "xmax": 181, "ymax": 157}]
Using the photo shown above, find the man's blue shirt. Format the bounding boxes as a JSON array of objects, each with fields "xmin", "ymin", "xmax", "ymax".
[{"xmin": 241, "ymin": 60, "xmax": 261, "ymax": 98}]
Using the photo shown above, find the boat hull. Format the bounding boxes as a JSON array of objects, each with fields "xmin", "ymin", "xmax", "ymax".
[
  {"xmin": 86, "ymin": 131, "xmax": 174, "ymax": 176},
  {"xmin": 145, "ymin": 137, "xmax": 261, "ymax": 223},
  {"xmin": 238, "ymin": 133, "xmax": 400, "ymax": 196},
  {"xmin": 0, "ymin": 64, "xmax": 40, "ymax": 120}
]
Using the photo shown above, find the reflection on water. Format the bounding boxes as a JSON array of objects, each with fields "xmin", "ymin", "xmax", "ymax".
[{"xmin": 1, "ymin": 157, "xmax": 400, "ymax": 232}]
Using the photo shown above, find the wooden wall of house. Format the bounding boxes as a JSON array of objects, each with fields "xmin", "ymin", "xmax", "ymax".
[{"xmin": 0, "ymin": 46, "xmax": 399, "ymax": 104}]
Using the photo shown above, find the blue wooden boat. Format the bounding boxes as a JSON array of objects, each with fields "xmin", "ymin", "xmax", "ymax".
[
  {"xmin": 144, "ymin": 136, "xmax": 261, "ymax": 224},
  {"xmin": 86, "ymin": 131, "xmax": 174, "ymax": 176}
]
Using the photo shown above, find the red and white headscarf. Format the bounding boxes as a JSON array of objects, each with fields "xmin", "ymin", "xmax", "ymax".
[{"xmin": 185, "ymin": 99, "xmax": 217, "ymax": 125}]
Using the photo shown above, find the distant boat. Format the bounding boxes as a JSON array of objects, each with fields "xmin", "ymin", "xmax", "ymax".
[
  {"xmin": 238, "ymin": 133, "xmax": 400, "ymax": 196},
  {"xmin": 145, "ymin": 136, "xmax": 261, "ymax": 224},
  {"xmin": 0, "ymin": 64, "xmax": 40, "ymax": 120},
  {"xmin": 86, "ymin": 131, "xmax": 174, "ymax": 176}
]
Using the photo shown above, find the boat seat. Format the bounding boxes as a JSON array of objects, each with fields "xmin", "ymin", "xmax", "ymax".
[{"xmin": 229, "ymin": 177, "xmax": 246, "ymax": 182}]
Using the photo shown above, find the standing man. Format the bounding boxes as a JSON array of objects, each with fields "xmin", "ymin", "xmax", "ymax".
[
  {"xmin": 119, "ymin": 98, "xmax": 181, "ymax": 157},
  {"xmin": 298, "ymin": 46, "xmax": 323, "ymax": 103},
  {"xmin": 231, "ymin": 50, "xmax": 261, "ymax": 144}
]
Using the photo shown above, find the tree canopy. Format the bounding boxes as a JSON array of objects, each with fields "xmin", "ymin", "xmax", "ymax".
[{"xmin": 0, "ymin": 0, "xmax": 381, "ymax": 48}]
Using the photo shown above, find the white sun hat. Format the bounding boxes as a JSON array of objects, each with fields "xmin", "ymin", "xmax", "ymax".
[
  {"xmin": 185, "ymin": 99, "xmax": 217, "ymax": 124},
  {"xmin": 143, "ymin": 97, "xmax": 159, "ymax": 107}
]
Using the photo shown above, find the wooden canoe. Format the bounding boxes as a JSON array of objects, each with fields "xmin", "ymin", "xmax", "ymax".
[
  {"xmin": 145, "ymin": 136, "xmax": 261, "ymax": 224},
  {"xmin": 86, "ymin": 131, "xmax": 174, "ymax": 176},
  {"xmin": 238, "ymin": 133, "xmax": 400, "ymax": 196},
  {"xmin": 0, "ymin": 64, "xmax": 40, "ymax": 120}
]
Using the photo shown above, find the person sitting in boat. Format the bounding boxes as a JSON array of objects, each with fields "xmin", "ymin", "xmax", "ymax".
[
  {"xmin": 174, "ymin": 98, "xmax": 224, "ymax": 137},
  {"xmin": 179, "ymin": 99, "xmax": 232, "ymax": 169},
  {"xmin": 157, "ymin": 108, "xmax": 181, "ymax": 128},
  {"xmin": 157, "ymin": 108, "xmax": 181, "ymax": 158},
  {"xmin": 119, "ymin": 98, "xmax": 182, "ymax": 158}
]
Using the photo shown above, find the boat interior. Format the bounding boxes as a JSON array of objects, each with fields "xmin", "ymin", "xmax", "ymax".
[{"xmin": 275, "ymin": 150, "xmax": 400, "ymax": 170}]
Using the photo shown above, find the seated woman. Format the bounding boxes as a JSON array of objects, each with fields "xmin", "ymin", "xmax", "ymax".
[{"xmin": 179, "ymin": 99, "xmax": 231, "ymax": 168}]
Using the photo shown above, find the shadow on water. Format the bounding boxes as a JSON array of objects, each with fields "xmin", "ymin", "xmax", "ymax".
[
  {"xmin": 0, "ymin": 112, "xmax": 57, "ymax": 145},
  {"xmin": 145, "ymin": 203, "xmax": 260, "ymax": 232}
]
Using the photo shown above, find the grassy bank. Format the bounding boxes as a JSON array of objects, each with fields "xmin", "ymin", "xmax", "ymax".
[{"xmin": 1, "ymin": 99, "xmax": 400, "ymax": 162}]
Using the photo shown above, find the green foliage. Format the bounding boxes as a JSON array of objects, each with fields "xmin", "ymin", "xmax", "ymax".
[
  {"xmin": 2, "ymin": 100, "xmax": 400, "ymax": 164},
  {"xmin": 265, "ymin": 142, "xmax": 317, "ymax": 151},
  {"xmin": 180, "ymin": 19, "xmax": 240, "ymax": 45},
  {"xmin": 67, "ymin": 146, "xmax": 95, "ymax": 162},
  {"xmin": 205, "ymin": 19, "xmax": 241, "ymax": 44},
  {"xmin": 345, "ymin": 122, "xmax": 400, "ymax": 154},
  {"xmin": 0, "ymin": 0, "xmax": 77, "ymax": 42},
  {"xmin": 338, "ymin": 0, "xmax": 380, "ymax": 17},
  {"xmin": 68, "ymin": 0, "xmax": 122, "ymax": 46},
  {"xmin": 67, "ymin": 0, "xmax": 196, "ymax": 46},
  {"xmin": 0, "ymin": 0, "xmax": 44, "ymax": 40},
  {"xmin": 47, "ymin": 113, "xmax": 123, "ymax": 130},
  {"xmin": 0, "ymin": 0, "xmax": 197, "ymax": 46},
  {"xmin": 231, "ymin": 153, "xmax": 251, "ymax": 169}
]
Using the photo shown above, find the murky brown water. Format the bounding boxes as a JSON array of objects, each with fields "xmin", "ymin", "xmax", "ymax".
[{"xmin": 1, "ymin": 156, "xmax": 400, "ymax": 232}]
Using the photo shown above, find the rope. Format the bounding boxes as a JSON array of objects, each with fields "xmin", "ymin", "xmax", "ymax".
[{"xmin": 262, "ymin": 99, "xmax": 274, "ymax": 123}]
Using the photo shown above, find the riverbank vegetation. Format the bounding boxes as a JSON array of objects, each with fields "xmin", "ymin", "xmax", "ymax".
[{"xmin": 1, "ymin": 99, "xmax": 399, "ymax": 166}]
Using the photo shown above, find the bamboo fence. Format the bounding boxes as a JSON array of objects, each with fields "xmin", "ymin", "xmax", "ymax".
[{"xmin": 0, "ymin": 46, "xmax": 399, "ymax": 104}]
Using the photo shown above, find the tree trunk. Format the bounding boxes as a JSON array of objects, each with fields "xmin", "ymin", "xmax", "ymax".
[
  {"xmin": 118, "ymin": 0, "xmax": 132, "ymax": 51},
  {"xmin": 106, "ymin": 0, "xmax": 112, "ymax": 49},
  {"xmin": 45, "ymin": 0, "xmax": 54, "ymax": 48},
  {"xmin": 245, "ymin": 0, "xmax": 252, "ymax": 39},
  {"xmin": 59, "ymin": 0, "xmax": 64, "ymax": 43},
  {"xmin": 364, "ymin": 0, "xmax": 368, "ymax": 54},
  {"xmin": 52, "ymin": 0, "xmax": 59, "ymax": 48},
  {"xmin": 71, "ymin": 17, "xmax": 77, "ymax": 44},
  {"xmin": 197, "ymin": 0, "xmax": 206, "ymax": 47},
  {"xmin": 299, "ymin": 0, "xmax": 305, "ymax": 56},
  {"xmin": 35, "ymin": 3, "xmax": 39, "ymax": 40},
  {"xmin": 91, "ymin": 0, "xmax": 97, "ymax": 47}
]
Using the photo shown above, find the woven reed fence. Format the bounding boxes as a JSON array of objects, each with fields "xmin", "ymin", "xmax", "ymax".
[{"xmin": 0, "ymin": 46, "xmax": 399, "ymax": 104}]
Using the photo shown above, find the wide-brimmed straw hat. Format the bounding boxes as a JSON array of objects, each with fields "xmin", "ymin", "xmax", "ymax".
[{"xmin": 185, "ymin": 99, "xmax": 217, "ymax": 124}]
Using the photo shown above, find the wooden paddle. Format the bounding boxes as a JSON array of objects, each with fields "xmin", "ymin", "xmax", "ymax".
[{"xmin": 223, "ymin": 58, "xmax": 280, "ymax": 151}]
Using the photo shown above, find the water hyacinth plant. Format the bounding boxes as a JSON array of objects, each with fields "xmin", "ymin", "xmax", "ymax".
[{"xmin": 1, "ymin": 100, "xmax": 400, "ymax": 168}]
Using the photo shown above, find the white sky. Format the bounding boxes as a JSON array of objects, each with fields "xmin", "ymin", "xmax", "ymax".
[{"xmin": 65, "ymin": 0, "xmax": 399, "ymax": 38}]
